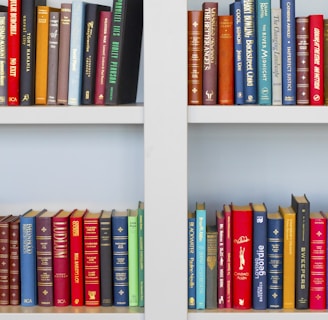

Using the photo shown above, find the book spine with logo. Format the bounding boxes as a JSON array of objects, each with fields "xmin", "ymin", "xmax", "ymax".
[{"xmin": 188, "ymin": 211, "xmax": 196, "ymax": 309}]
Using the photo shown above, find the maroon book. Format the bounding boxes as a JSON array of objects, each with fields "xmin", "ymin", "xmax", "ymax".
[
  {"xmin": 223, "ymin": 204, "xmax": 232, "ymax": 308},
  {"xmin": 9, "ymin": 216, "xmax": 20, "ymax": 305},
  {"xmin": 216, "ymin": 210, "xmax": 225, "ymax": 308}
]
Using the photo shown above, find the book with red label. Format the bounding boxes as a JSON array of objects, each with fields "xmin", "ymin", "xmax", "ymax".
[
  {"xmin": 231, "ymin": 203, "xmax": 253, "ymax": 309},
  {"xmin": 216, "ymin": 209, "xmax": 225, "ymax": 308},
  {"xmin": 9, "ymin": 216, "xmax": 20, "ymax": 305},
  {"xmin": 223, "ymin": 204, "xmax": 232, "ymax": 308},
  {"xmin": 309, "ymin": 14, "xmax": 324, "ymax": 105}
]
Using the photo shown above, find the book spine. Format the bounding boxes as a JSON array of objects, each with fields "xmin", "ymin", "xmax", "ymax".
[
  {"xmin": 280, "ymin": 0, "xmax": 296, "ymax": 104},
  {"xmin": 137, "ymin": 202, "xmax": 144, "ymax": 307},
  {"xmin": 309, "ymin": 14, "xmax": 324, "ymax": 105},
  {"xmin": 9, "ymin": 218, "xmax": 20, "ymax": 305},
  {"xmin": 0, "ymin": 13, "xmax": 7, "ymax": 105},
  {"xmin": 296, "ymin": 17, "xmax": 310, "ymax": 105},
  {"xmin": 324, "ymin": 19, "xmax": 328, "ymax": 105},
  {"xmin": 256, "ymin": 0, "xmax": 272, "ymax": 105},
  {"xmin": 201, "ymin": 2, "xmax": 218, "ymax": 105},
  {"xmin": 217, "ymin": 213, "xmax": 225, "ymax": 308},
  {"xmin": 187, "ymin": 10, "xmax": 203, "ymax": 105},
  {"xmin": 0, "ymin": 218, "xmax": 10, "ymax": 305},
  {"xmin": 188, "ymin": 214, "xmax": 196, "ymax": 309},
  {"xmin": 224, "ymin": 205, "xmax": 232, "ymax": 308}
]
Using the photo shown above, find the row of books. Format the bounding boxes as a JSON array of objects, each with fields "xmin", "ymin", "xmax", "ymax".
[
  {"xmin": 0, "ymin": 202, "xmax": 144, "ymax": 307},
  {"xmin": 188, "ymin": 0, "xmax": 328, "ymax": 106},
  {"xmin": 188, "ymin": 194, "xmax": 328, "ymax": 310},
  {"xmin": 1, "ymin": 0, "xmax": 143, "ymax": 106}
]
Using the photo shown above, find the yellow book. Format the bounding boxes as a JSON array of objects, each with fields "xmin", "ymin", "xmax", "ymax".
[{"xmin": 279, "ymin": 205, "xmax": 296, "ymax": 309}]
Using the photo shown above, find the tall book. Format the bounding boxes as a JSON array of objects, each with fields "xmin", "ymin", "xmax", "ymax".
[
  {"xmin": 291, "ymin": 194, "xmax": 310, "ymax": 309},
  {"xmin": 70, "ymin": 209, "xmax": 86, "ymax": 306},
  {"xmin": 99, "ymin": 210, "xmax": 112, "ymax": 306},
  {"xmin": 252, "ymin": 203, "xmax": 267, "ymax": 310},
  {"xmin": 223, "ymin": 203, "xmax": 232, "ymax": 308},
  {"xmin": 218, "ymin": 15, "xmax": 234, "ymax": 105},
  {"xmin": 112, "ymin": 209, "xmax": 129, "ymax": 306},
  {"xmin": 321, "ymin": 211, "xmax": 328, "ymax": 308},
  {"xmin": 137, "ymin": 201, "xmax": 144, "ymax": 307},
  {"xmin": 216, "ymin": 210, "xmax": 225, "ymax": 308},
  {"xmin": 188, "ymin": 211, "xmax": 196, "ymax": 309},
  {"xmin": 231, "ymin": 203, "xmax": 252, "ymax": 309},
  {"xmin": 195, "ymin": 202, "xmax": 206, "ymax": 309},
  {"xmin": 52, "ymin": 210, "xmax": 71, "ymax": 307},
  {"xmin": 187, "ymin": 10, "xmax": 203, "ymax": 105},
  {"xmin": 0, "ymin": 10, "xmax": 7, "ymax": 105},
  {"xmin": 309, "ymin": 14, "xmax": 324, "ymax": 105},
  {"xmin": 278, "ymin": 205, "xmax": 296, "ymax": 309},
  {"xmin": 256, "ymin": 0, "xmax": 272, "ymax": 105},
  {"xmin": 9, "ymin": 216, "xmax": 20, "ymax": 306},
  {"xmin": 280, "ymin": 0, "xmax": 296, "ymax": 104},
  {"xmin": 324, "ymin": 19, "xmax": 328, "ymax": 105},
  {"xmin": 309, "ymin": 212, "xmax": 326, "ymax": 309},
  {"xmin": 201, "ymin": 2, "xmax": 218, "ymax": 105},
  {"xmin": 20, "ymin": 209, "xmax": 46, "ymax": 306},
  {"xmin": 267, "ymin": 211, "xmax": 284, "ymax": 309},
  {"xmin": 296, "ymin": 17, "xmax": 309, "ymax": 105},
  {"xmin": 83, "ymin": 211, "xmax": 101, "ymax": 306},
  {"xmin": 104, "ymin": 0, "xmax": 143, "ymax": 105}
]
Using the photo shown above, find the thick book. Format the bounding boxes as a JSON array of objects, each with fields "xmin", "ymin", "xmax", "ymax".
[
  {"xmin": 20, "ymin": 209, "xmax": 46, "ymax": 306},
  {"xmin": 324, "ymin": 19, "xmax": 328, "ymax": 105},
  {"xmin": 218, "ymin": 15, "xmax": 234, "ymax": 105},
  {"xmin": 252, "ymin": 203, "xmax": 267, "ymax": 310},
  {"xmin": 20, "ymin": 0, "xmax": 46, "ymax": 105},
  {"xmin": 137, "ymin": 201, "xmax": 144, "ymax": 307},
  {"xmin": 309, "ymin": 14, "xmax": 324, "ymax": 105},
  {"xmin": 0, "ymin": 11, "xmax": 7, "ymax": 105},
  {"xmin": 70, "ymin": 209, "xmax": 86, "ymax": 306},
  {"xmin": 9, "ymin": 216, "xmax": 20, "ymax": 305},
  {"xmin": 201, "ymin": 2, "xmax": 218, "ymax": 105},
  {"xmin": 216, "ymin": 210, "xmax": 225, "ymax": 308},
  {"xmin": 99, "ymin": 210, "xmax": 112, "ymax": 306},
  {"xmin": 231, "ymin": 203, "xmax": 252, "ymax": 309},
  {"xmin": 256, "ymin": 0, "xmax": 272, "ymax": 105},
  {"xmin": 278, "ymin": 205, "xmax": 296, "ymax": 309},
  {"xmin": 187, "ymin": 211, "xmax": 196, "ymax": 309},
  {"xmin": 187, "ymin": 10, "xmax": 203, "ymax": 105},
  {"xmin": 205, "ymin": 225, "xmax": 218, "ymax": 309},
  {"xmin": 52, "ymin": 210, "xmax": 71, "ymax": 306},
  {"xmin": 291, "ymin": 194, "xmax": 310, "ymax": 309},
  {"xmin": 83, "ymin": 211, "xmax": 101, "ymax": 306},
  {"xmin": 112, "ymin": 209, "xmax": 129, "ymax": 306},
  {"xmin": 223, "ymin": 204, "xmax": 232, "ymax": 308},
  {"xmin": 280, "ymin": 0, "xmax": 296, "ymax": 104},
  {"xmin": 230, "ymin": 1, "xmax": 244, "ymax": 105},
  {"xmin": 296, "ymin": 17, "xmax": 310, "ymax": 105},
  {"xmin": 267, "ymin": 211, "xmax": 284, "ymax": 309},
  {"xmin": 309, "ymin": 212, "xmax": 326, "ymax": 309}
]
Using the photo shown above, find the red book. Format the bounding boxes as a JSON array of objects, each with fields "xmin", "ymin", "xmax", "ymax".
[
  {"xmin": 70, "ymin": 209, "xmax": 86, "ymax": 306},
  {"xmin": 309, "ymin": 14, "xmax": 324, "ymax": 105},
  {"xmin": 231, "ymin": 203, "xmax": 253, "ymax": 309},
  {"xmin": 9, "ymin": 216, "xmax": 20, "ymax": 305},
  {"xmin": 223, "ymin": 204, "xmax": 232, "ymax": 308},
  {"xmin": 309, "ymin": 212, "xmax": 326, "ymax": 309},
  {"xmin": 216, "ymin": 210, "xmax": 224, "ymax": 308},
  {"xmin": 53, "ymin": 210, "xmax": 72, "ymax": 306}
]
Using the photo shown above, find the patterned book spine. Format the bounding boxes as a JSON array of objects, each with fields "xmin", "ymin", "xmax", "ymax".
[
  {"xmin": 0, "ymin": 12, "xmax": 7, "ymax": 105},
  {"xmin": 223, "ymin": 204, "xmax": 232, "ymax": 308},
  {"xmin": 137, "ymin": 201, "xmax": 144, "ymax": 307},
  {"xmin": 216, "ymin": 210, "xmax": 225, "ymax": 308},
  {"xmin": 9, "ymin": 216, "xmax": 20, "ymax": 305},
  {"xmin": 324, "ymin": 19, "xmax": 328, "ymax": 105},
  {"xmin": 188, "ymin": 212, "xmax": 196, "ymax": 309}
]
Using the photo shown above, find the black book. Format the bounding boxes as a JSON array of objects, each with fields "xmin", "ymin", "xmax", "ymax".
[
  {"xmin": 0, "ymin": 7, "xmax": 8, "ymax": 106},
  {"xmin": 105, "ymin": 0, "xmax": 143, "ymax": 105}
]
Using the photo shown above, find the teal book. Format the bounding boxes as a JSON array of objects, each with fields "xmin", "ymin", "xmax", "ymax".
[
  {"xmin": 137, "ymin": 201, "xmax": 144, "ymax": 307},
  {"xmin": 256, "ymin": 0, "xmax": 272, "ymax": 105}
]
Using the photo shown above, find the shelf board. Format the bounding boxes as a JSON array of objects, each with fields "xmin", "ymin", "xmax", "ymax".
[
  {"xmin": 188, "ymin": 106, "xmax": 328, "ymax": 124},
  {"xmin": 0, "ymin": 106, "xmax": 144, "ymax": 124}
]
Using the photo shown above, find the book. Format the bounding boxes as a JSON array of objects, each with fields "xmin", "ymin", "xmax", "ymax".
[
  {"xmin": 321, "ymin": 211, "xmax": 328, "ymax": 308},
  {"xmin": 324, "ymin": 19, "xmax": 328, "ymax": 105},
  {"xmin": 52, "ymin": 209, "xmax": 71, "ymax": 307},
  {"xmin": 137, "ymin": 201, "xmax": 144, "ymax": 307},
  {"xmin": 216, "ymin": 209, "xmax": 225, "ymax": 308},
  {"xmin": 223, "ymin": 203, "xmax": 232, "ymax": 308},
  {"xmin": 9, "ymin": 216, "xmax": 20, "ymax": 305},
  {"xmin": 128, "ymin": 208, "xmax": 139, "ymax": 307},
  {"xmin": 296, "ymin": 17, "xmax": 310, "ymax": 105},
  {"xmin": 309, "ymin": 14, "xmax": 324, "ymax": 105},
  {"xmin": 218, "ymin": 15, "xmax": 234, "ymax": 105},
  {"xmin": 201, "ymin": 2, "xmax": 218, "ymax": 105},
  {"xmin": 256, "ymin": 0, "xmax": 272, "ymax": 105},
  {"xmin": 231, "ymin": 203, "xmax": 252, "ymax": 309},
  {"xmin": 267, "ymin": 211, "xmax": 284, "ymax": 309},
  {"xmin": 68, "ymin": 0, "xmax": 86, "ymax": 106},
  {"xmin": 280, "ymin": 0, "xmax": 296, "ymax": 104},
  {"xmin": 309, "ymin": 212, "xmax": 326, "ymax": 309},
  {"xmin": 99, "ymin": 210, "xmax": 112, "ymax": 306},
  {"xmin": 195, "ymin": 202, "xmax": 206, "ymax": 309},
  {"xmin": 187, "ymin": 10, "xmax": 203, "ymax": 105},
  {"xmin": 112, "ymin": 209, "xmax": 129, "ymax": 306},
  {"xmin": 83, "ymin": 211, "xmax": 101, "ymax": 306},
  {"xmin": 0, "ymin": 11, "xmax": 7, "ymax": 105},
  {"xmin": 187, "ymin": 211, "xmax": 196, "ymax": 309},
  {"xmin": 278, "ymin": 205, "xmax": 296, "ymax": 309},
  {"xmin": 291, "ymin": 194, "xmax": 310, "ymax": 309},
  {"xmin": 205, "ymin": 224, "xmax": 218, "ymax": 309},
  {"xmin": 94, "ymin": 10, "xmax": 112, "ymax": 105},
  {"xmin": 20, "ymin": 209, "xmax": 46, "ymax": 306},
  {"xmin": 251, "ymin": 203, "xmax": 267, "ymax": 310},
  {"xmin": 56, "ymin": 3, "xmax": 72, "ymax": 105},
  {"xmin": 70, "ymin": 209, "xmax": 86, "ymax": 306}
]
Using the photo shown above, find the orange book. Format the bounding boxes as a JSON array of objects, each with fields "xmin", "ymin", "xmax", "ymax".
[{"xmin": 218, "ymin": 15, "xmax": 234, "ymax": 105}]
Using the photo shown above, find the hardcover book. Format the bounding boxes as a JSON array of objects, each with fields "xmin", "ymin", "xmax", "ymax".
[
  {"xmin": 137, "ymin": 201, "xmax": 144, "ymax": 307},
  {"xmin": 216, "ymin": 210, "xmax": 225, "ymax": 308},
  {"xmin": 324, "ymin": 19, "xmax": 328, "ymax": 105},
  {"xmin": 223, "ymin": 204, "xmax": 232, "ymax": 308},
  {"xmin": 188, "ymin": 211, "xmax": 196, "ymax": 309},
  {"xmin": 0, "ymin": 11, "xmax": 7, "ymax": 105},
  {"xmin": 9, "ymin": 216, "xmax": 20, "ymax": 305}
]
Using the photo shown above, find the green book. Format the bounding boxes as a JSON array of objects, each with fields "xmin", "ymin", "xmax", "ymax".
[{"xmin": 138, "ymin": 201, "xmax": 144, "ymax": 307}]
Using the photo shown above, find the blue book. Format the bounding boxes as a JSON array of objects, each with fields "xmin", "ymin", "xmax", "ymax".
[
  {"xmin": 230, "ymin": 1, "xmax": 244, "ymax": 105},
  {"xmin": 280, "ymin": 0, "xmax": 296, "ymax": 104},
  {"xmin": 68, "ymin": 1, "xmax": 86, "ymax": 106},
  {"xmin": 20, "ymin": 209, "xmax": 46, "ymax": 306},
  {"xmin": 241, "ymin": 0, "xmax": 257, "ymax": 104},
  {"xmin": 256, "ymin": 0, "xmax": 272, "ymax": 105},
  {"xmin": 267, "ymin": 211, "xmax": 284, "ymax": 309},
  {"xmin": 252, "ymin": 203, "xmax": 268, "ymax": 310},
  {"xmin": 137, "ymin": 201, "xmax": 144, "ymax": 307},
  {"xmin": 188, "ymin": 211, "xmax": 196, "ymax": 309},
  {"xmin": 195, "ymin": 202, "xmax": 206, "ymax": 310}
]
